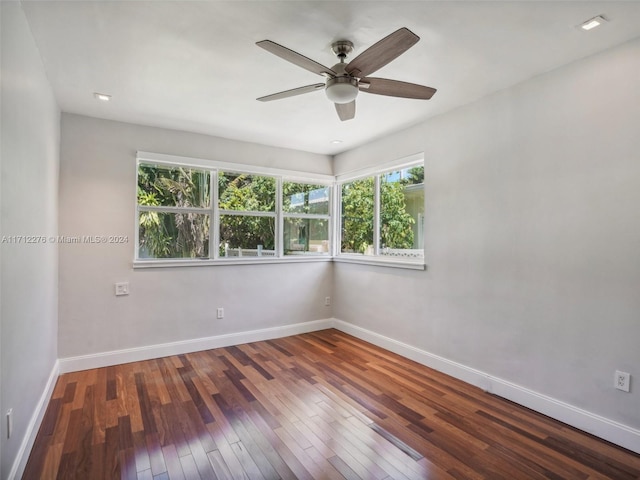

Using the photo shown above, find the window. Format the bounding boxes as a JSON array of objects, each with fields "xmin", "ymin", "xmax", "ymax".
[
  {"xmin": 380, "ymin": 165, "xmax": 424, "ymax": 257},
  {"xmin": 340, "ymin": 177, "xmax": 374, "ymax": 254},
  {"xmin": 137, "ymin": 163, "xmax": 211, "ymax": 259},
  {"xmin": 339, "ymin": 162, "xmax": 424, "ymax": 260},
  {"xmin": 283, "ymin": 182, "xmax": 331, "ymax": 255},
  {"xmin": 218, "ymin": 172, "xmax": 276, "ymax": 257},
  {"xmin": 136, "ymin": 157, "xmax": 333, "ymax": 263},
  {"xmin": 136, "ymin": 152, "xmax": 423, "ymax": 269}
]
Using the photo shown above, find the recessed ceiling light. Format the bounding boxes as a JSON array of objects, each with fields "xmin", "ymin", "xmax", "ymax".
[
  {"xmin": 94, "ymin": 92, "xmax": 111, "ymax": 102},
  {"xmin": 580, "ymin": 15, "xmax": 607, "ymax": 31},
  {"xmin": 330, "ymin": 140, "xmax": 343, "ymax": 144}
]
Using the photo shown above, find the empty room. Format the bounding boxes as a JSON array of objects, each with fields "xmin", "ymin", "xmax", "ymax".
[{"xmin": 2, "ymin": 1, "xmax": 640, "ymax": 479}]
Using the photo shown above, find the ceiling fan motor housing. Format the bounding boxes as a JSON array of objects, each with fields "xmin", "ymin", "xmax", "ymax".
[{"xmin": 325, "ymin": 62, "xmax": 359, "ymax": 104}]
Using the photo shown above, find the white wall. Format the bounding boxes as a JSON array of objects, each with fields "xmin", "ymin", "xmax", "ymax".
[
  {"xmin": 0, "ymin": 2, "xmax": 60, "ymax": 477},
  {"xmin": 334, "ymin": 38, "xmax": 640, "ymax": 432},
  {"xmin": 58, "ymin": 114, "xmax": 334, "ymax": 359}
]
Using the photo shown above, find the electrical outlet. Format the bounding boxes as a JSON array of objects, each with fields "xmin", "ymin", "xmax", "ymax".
[
  {"xmin": 114, "ymin": 282, "xmax": 129, "ymax": 296},
  {"xmin": 216, "ymin": 307, "xmax": 224, "ymax": 319},
  {"xmin": 6, "ymin": 409, "xmax": 13, "ymax": 439},
  {"xmin": 615, "ymin": 371, "xmax": 631, "ymax": 392},
  {"xmin": 324, "ymin": 296, "xmax": 331, "ymax": 306}
]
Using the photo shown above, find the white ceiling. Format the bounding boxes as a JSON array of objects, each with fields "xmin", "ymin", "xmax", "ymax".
[{"xmin": 21, "ymin": 1, "xmax": 640, "ymax": 156}]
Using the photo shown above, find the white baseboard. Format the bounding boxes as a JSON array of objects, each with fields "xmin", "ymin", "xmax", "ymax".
[
  {"xmin": 59, "ymin": 318, "xmax": 334, "ymax": 374},
  {"xmin": 332, "ymin": 319, "xmax": 640, "ymax": 455},
  {"xmin": 8, "ymin": 359, "xmax": 60, "ymax": 480}
]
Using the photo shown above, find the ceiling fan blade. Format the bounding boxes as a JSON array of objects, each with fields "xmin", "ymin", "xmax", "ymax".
[
  {"xmin": 257, "ymin": 83, "xmax": 325, "ymax": 102},
  {"xmin": 256, "ymin": 40, "xmax": 337, "ymax": 77},
  {"xmin": 335, "ymin": 101, "xmax": 356, "ymax": 121},
  {"xmin": 345, "ymin": 27, "xmax": 419, "ymax": 78},
  {"xmin": 359, "ymin": 77, "xmax": 436, "ymax": 99}
]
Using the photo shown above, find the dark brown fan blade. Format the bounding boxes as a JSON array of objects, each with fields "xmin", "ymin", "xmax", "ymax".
[
  {"xmin": 335, "ymin": 101, "xmax": 356, "ymax": 121},
  {"xmin": 345, "ymin": 28, "xmax": 419, "ymax": 78},
  {"xmin": 257, "ymin": 83, "xmax": 325, "ymax": 102},
  {"xmin": 359, "ymin": 77, "xmax": 436, "ymax": 99},
  {"xmin": 256, "ymin": 40, "xmax": 337, "ymax": 77}
]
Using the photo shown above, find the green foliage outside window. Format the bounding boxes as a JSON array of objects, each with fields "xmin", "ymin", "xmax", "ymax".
[
  {"xmin": 137, "ymin": 164, "xmax": 210, "ymax": 258},
  {"xmin": 137, "ymin": 162, "xmax": 422, "ymax": 259},
  {"xmin": 341, "ymin": 178, "xmax": 375, "ymax": 254},
  {"xmin": 283, "ymin": 182, "xmax": 330, "ymax": 254},
  {"xmin": 341, "ymin": 165, "xmax": 423, "ymax": 254},
  {"xmin": 218, "ymin": 173, "xmax": 276, "ymax": 252}
]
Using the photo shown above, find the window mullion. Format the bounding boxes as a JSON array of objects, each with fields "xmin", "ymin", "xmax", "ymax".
[
  {"xmin": 276, "ymin": 177, "xmax": 283, "ymax": 258},
  {"xmin": 333, "ymin": 184, "xmax": 341, "ymax": 257},
  {"xmin": 138, "ymin": 205, "xmax": 210, "ymax": 214},
  {"xmin": 211, "ymin": 169, "xmax": 219, "ymax": 260},
  {"xmin": 374, "ymin": 175, "xmax": 381, "ymax": 256},
  {"xmin": 134, "ymin": 162, "xmax": 141, "ymax": 260},
  {"xmin": 283, "ymin": 213, "xmax": 330, "ymax": 220},
  {"xmin": 218, "ymin": 210, "xmax": 276, "ymax": 218}
]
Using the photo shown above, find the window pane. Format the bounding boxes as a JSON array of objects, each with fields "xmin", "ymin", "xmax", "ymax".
[
  {"xmin": 219, "ymin": 215, "xmax": 275, "ymax": 257},
  {"xmin": 380, "ymin": 166, "xmax": 424, "ymax": 256},
  {"xmin": 284, "ymin": 218, "xmax": 329, "ymax": 255},
  {"xmin": 138, "ymin": 163, "xmax": 210, "ymax": 208},
  {"xmin": 138, "ymin": 212, "xmax": 209, "ymax": 259},
  {"xmin": 341, "ymin": 177, "xmax": 374, "ymax": 254},
  {"xmin": 283, "ymin": 182, "xmax": 330, "ymax": 215},
  {"xmin": 218, "ymin": 172, "xmax": 275, "ymax": 212}
]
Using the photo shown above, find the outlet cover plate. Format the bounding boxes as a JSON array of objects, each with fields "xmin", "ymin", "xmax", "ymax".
[
  {"xmin": 115, "ymin": 282, "xmax": 129, "ymax": 296},
  {"xmin": 615, "ymin": 371, "xmax": 631, "ymax": 392}
]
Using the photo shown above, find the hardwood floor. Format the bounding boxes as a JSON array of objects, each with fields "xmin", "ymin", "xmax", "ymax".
[{"xmin": 24, "ymin": 329, "xmax": 640, "ymax": 479}]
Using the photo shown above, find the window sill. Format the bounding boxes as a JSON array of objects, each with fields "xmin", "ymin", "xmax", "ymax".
[
  {"xmin": 333, "ymin": 255, "xmax": 426, "ymax": 270},
  {"xmin": 133, "ymin": 256, "xmax": 332, "ymax": 269},
  {"xmin": 133, "ymin": 254, "xmax": 425, "ymax": 270}
]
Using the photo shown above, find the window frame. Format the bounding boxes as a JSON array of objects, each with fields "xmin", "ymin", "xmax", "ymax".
[
  {"xmin": 134, "ymin": 152, "xmax": 334, "ymax": 267},
  {"xmin": 134, "ymin": 151, "xmax": 424, "ymax": 270},
  {"xmin": 335, "ymin": 154, "xmax": 425, "ymax": 270},
  {"xmin": 281, "ymin": 179, "xmax": 332, "ymax": 257},
  {"xmin": 217, "ymin": 170, "xmax": 278, "ymax": 259},
  {"xmin": 136, "ymin": 163, "xmax": 213, "ymax": 260}
]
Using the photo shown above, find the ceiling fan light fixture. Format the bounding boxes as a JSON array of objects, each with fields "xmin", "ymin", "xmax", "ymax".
[{"xmin": 325, "ymin": 77, "xmax": 359, "ymax": 104}]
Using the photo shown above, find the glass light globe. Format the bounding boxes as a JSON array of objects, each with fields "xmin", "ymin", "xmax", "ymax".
[{"xmin": 325, "ymin": 77, "xmax": 358, "ymax": 104}]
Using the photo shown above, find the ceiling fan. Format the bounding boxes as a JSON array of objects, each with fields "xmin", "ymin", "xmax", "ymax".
[{"xmin": 256, "ymin": 27, "xmax": 437, "ymax": 121}]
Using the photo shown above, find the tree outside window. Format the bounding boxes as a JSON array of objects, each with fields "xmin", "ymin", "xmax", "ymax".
[
  {"xmin": 283, "ymin": 182, "xmax": 330, "ymax": 255},
  {"xmin": 218, "ymin": 172, "xmax": 276, "ymax": 255},
  {"xmin": 137, "ymin": 164, "xmax": 333, "ymax": 260},
  {"xmin": 137, "ymin": 159, "xmax": 422, "ymax": 262},
  {"xmin": 340, "ymin": 164, "xmax": 424, "ymax": 257},
  {"xmin": 137, "ymin": 164, "xmax": 210, "ymax": 259}
]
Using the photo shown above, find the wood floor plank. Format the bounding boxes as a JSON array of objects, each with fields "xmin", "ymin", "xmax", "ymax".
[
  {"xmin": 24, "ymin": 329, "xmax": 640, "ymax": 480},
  {"xmin": 161, "ymin": 444, "xmax": 186, "ymax": 480},
  {"xmin": 144, "ymin": 359, "xmax": 172, "ymax": 406},
  {"xmin": 207, "ymin": 449, "xmax": 233, "ymax": 480},
  {"xmin": 205, "ymin": 417, "xmax": 249, "ymax": 478},
  {"xmin": 104, "ymin": 424, "xmax": 121, "ymax": 479},
  {"xmin": 145, "ymin": 432, "xmax": 168, "ymax": 477},
  {"xmin": 229, "ymin": 441, "xmax": 266, "ymax": 480},
  {"xmin": 178, "ymin": 453, "xmax": 201, "ymax": 480},
  {"xmin": 132, "ymin": 430, "xmax": 152, "ymax": 473}
]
